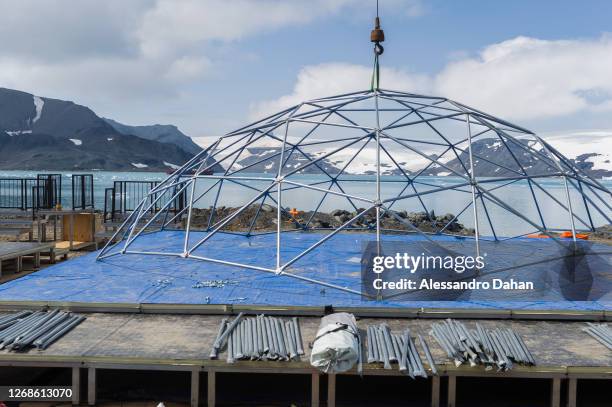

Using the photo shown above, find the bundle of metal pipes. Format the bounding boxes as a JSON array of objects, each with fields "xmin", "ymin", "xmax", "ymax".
[
  {"xmin": 430, "ymin": 319, "xmax": 535, "ymax": 371},
  {"xmin": 366, "ymin": 323, "xmax": 437, "ymax": 378},
  {"xmin": 583, "ymin": 323, "xmax": 612, "ymax": 350},
  {"xmin": 209, "ymin": 313, "xmax": 305, "ymax": 363},
  {"xmin": 0, "ymin": 310, "xmax": 85, "ymax": 351}
]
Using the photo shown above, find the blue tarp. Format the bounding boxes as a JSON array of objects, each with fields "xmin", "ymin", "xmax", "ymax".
[{"xmin": 0, "ymin": 230, "xmax": 609, "ymax": 311}]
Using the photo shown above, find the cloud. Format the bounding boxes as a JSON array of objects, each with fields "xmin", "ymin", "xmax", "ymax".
[
  {"xmin": 250, "ymin": 62, "xmax": 432, "ymax": 118},
  {"xmin": 136, "ymin": 0, "xmax": 360, "ymax": 58},
  {"xmin": 0, "ymin": 0, "xmax": 423, "ymax": 116},
  {"xmin": 436, "ymin": 35, "xmax": 612, "ymax": 120},
  {"xmin": 252, "ymin": 35, "xmax": 612, "ymax": 125}
]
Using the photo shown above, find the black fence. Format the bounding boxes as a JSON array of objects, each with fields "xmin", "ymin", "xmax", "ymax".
[
  {"xmin": 104, "ymin": 180, "xmax": 186, "ymax": 223},
  {"xmin": 0, "ymin": 178, "xmax": 37, "ymax": 209},
  {"xmin": 72, "ymin": 174, "xmax": 94, "ymax": 210},
  {"xmin": 35, "ymin": 174, "xmax": 62, "ymax": 210}
]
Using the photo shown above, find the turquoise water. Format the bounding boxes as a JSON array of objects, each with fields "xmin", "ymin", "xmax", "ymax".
[{"xmin": 0, "ymin": 170, "xmax": 610, "ymax": 237}]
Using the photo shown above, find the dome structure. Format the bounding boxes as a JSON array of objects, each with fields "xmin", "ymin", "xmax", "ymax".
[{"xmin": 97, "ymin": 88, "xmax": 611, "ymax": 296}]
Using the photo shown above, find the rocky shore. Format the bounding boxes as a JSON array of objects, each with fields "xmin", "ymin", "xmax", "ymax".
[{"xmin": 185, "ymin": 205, "xmax": 474, "ymax": 235}]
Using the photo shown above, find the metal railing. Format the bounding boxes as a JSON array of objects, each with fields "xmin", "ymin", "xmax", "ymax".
[
  {"xmin": 103, "ymin": 180, "xmax": 186, "ymax": 223},
  {"xmin": 71, "ymin": 174, "xmax": 94, "ymax": 210},
  {"xmin": 36, "ymin": 174, "xmax": 62, "ymax": 210},
  {"xmin": 0, "ymin": 178, "xmax": 37, "ymax": 209}
]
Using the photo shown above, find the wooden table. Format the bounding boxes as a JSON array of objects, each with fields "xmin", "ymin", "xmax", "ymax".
[{"xmin": 37, "ymin": 209, "xmax": 96, "ymax": 250}]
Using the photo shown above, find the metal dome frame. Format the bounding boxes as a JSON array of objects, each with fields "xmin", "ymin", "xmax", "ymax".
[{"xmin": 97, "ymin": 88, "xmax": 612, "ymax": 296}]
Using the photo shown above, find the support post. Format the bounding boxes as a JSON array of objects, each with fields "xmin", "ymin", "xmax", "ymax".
[
  {"xmin": 431, "ymin": 376, "xmax": 440, "ymax": 407},
  {"xmin": 311, "ymin": 373, "xmax": 320, "ymax": 407},
  {"xmin": 191, "ymin": 368, "xmax": 200, "ymax": 407},
  {"xmin": 567, "ymin": 378, "xmax": 577, "ymax": 407},
  {"xmin": 466, "ymin": 114, "xmax": 480, "ymax": 258},
  {"xmin": 447, "ymin": 376, "xmax": 456, "ymax": 407},
  {"xmin": 207, "ymin": 370, "xmax": 215, "ymax": 407},
  {"xmin": 71, "ymin": 367, "xmax": 80, "ymax": 406},
  {"xmin": 87, "ymin": 367, "xmax": 96, "ymax": 406},
  {"xmin": 327, "ymin": 374, "xmax": 336, "ymax": 407},
  {"xmin": 551, "ymin": 377, "xmax": 561, "ymax": 407}
]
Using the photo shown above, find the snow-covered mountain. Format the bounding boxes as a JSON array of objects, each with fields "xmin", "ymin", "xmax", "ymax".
[
  {"xmin": 0, "ymin": 88, "xmax": 199, "ymax": 171},
  {"xmin": 225, "ymin": 137, "xmax": 611, "ymax": 178},
  {"xmin": 103, "ymin": 118, "xmax": 202, "ymax": 155}
]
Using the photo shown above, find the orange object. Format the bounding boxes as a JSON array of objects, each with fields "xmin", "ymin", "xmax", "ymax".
[
  {"xmin": 560, "ymin": 231, "xmax": 589, "ymax": 240},
  {"xmin": 289, "ymin": 208, "xmax": 300, "ymax": 217},
  {"xmin": 527, "ymin": 233, "xmax": 550, "ymax": 239}
]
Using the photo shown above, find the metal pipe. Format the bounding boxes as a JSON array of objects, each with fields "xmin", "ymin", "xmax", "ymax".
[
  {"xmin": 285, "ymin": 321, "xmax": 297, "ymax": 360},
  {"xmin": 390, "ymin": 333, "xmax": 402, "ymax": 365},
  {"xmin": 212, "ymin": 313, "xmax": 243, "ymax": 354},
  {"xmin": 38, "ymin": 315, "xmax": 85, "ymax": 350},
  {"xmin": 381, "ymin": 324, "xmax": 397, "ymax": 362},
  {"xmin": 13, "ymin": 312, "xmax": 70, "ymax": 350},
  {"xmin": 418, "ymin": 334, "xmax": 438, "ymax": 376},
  {"xmin": 226, "ymin": 329, "xmax": 235, "ymax": 364},
  {"xmin": 376, "ymin": 327, "xmax": 391, "ymax": 369},
  {"xmin": 280, "ymin": 319, "xmax": 292, "ymax": 359},
  {"xmin": 209, "ymin": 318, "xmax": 228, "ymax": 359},
  {"xmin": 261, "ymin": 316, "xmax": 270, "ymax": 354},
  {"xmin": 265, "ymin": 317, "xmax": 277, "ymax": 358},
  {"xmin": 292, "ymin": 317, "xmax": 304, "ymax": 356},
  {"xmin": 366, "ymin": 326, "xmax": 376, "ymax": 363},
  {"xmin": 274, "ymin": 318, "xmax": 287, "ymax": 360},
  {"xmin": 234, "ymin": 321, "xmax": 243, "ymax": 359}
]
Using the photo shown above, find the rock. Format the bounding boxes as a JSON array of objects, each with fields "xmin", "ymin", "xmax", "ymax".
[{"xmin": 261, "ymin": 204, "xmax": 275, "ymax": 213}]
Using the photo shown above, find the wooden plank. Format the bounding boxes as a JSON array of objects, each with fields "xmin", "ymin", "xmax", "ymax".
[
  {"xmin": 72, "ymin": 367, "xmax": 80, "ymax": 405},
  {"xmin": 447, "ymin": 376, "xmax": 456, "ymax": 407},
  {"xmin": 207, "ymin": 370, "xmax": 215, "ymax": 407},
  {"xmin": 327, "ymin": 374, "xmax": 336, "ymax": 407},
  {"xmin": 431, "ymin": 376, "xmax": 440, "ymax": 407},
  {"xmin": 311, "ymin": 373, "xmax": 320, "ymax": 407},
  {"xmin": 87, "ymin": 367, "xmax": 96, "ymax": 406},
  {"xmin": 550, "ymin": 377, "xmax": 561, "ymax": 407},
  {"xmin": 0, "ymin": 242, "xmax": 55, "ymax": 260},
  {"xmin": 191, "ymin": 368, "xmax": 200, "ymax": 407},
  {"xmin": 567, "ymin": 378, "xmax": 577, "ymax": 407},
  {"xmin": 55, "ymin": 240, "xmax": 94, "ymax": 250}
]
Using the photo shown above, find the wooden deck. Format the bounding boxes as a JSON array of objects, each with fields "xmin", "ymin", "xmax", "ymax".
[
  {"xmin": 0, "ymin": 311, "xmax": 609, "ymax": 406},
  {"xmin": 0, "ymin": 241, "xmax": 55, "ymax": 275}
]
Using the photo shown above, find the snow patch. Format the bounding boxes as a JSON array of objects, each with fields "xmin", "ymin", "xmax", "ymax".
[
  {"xmin": 6, "ymin": 130, "xmax": 32, "ymax": 136},
  {"xmin": 163, "ymin": 161, "xmax": 180, "ymax": 170},
  {"xmin": 131, "ymin": 162, "xmax": 148, "ymax": 168},
  {"xmin": 436, "ymin": 171, "xmax": 451, "ymax": 176},
  {"xmin": 32, "ymin": 96, "xmax": 44, "ymax": 123},
  {"xmin": 69, "ymin": 138, "xmax": 82, "ymax": 146},
  {"xmin": 107, "ymin": 137, "xmax": 114, "ymax": 141}
]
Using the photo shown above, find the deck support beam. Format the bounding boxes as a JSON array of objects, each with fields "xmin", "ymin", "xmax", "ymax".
[
  {"xmin": 87, "ymin": 367, "xmax": 96, "ymax": 406},
  {"xmin": 191, "ymin": 368, "xmax": 200, "ymax": 407},
  {"xmin": 567, "ymin": 378, "xmax": 577, "ymax": 407},
  {"xmin": 447, "ymin": 375, "xmax": 456, "ymax": 407},
  {"xmin": 551, "ymin": 377, "xmax": 561, "ymax": 407},
  {"xmin": 431, "ymin": 376, "xmax": 440, "ymax": 407},
  {"xmin": 207, "ymin": 370, "xmax": 215, "ymax": 407},
  {"xmin": 311, "ymin": 373, "xmax": 320, "ymax": 407},
  {"xmin": 327, "ymin": 374, "xmax": 336, "ymax": 407},
  {"xmin": 71, "ymin": 367, "xmax": 80, "ymax": 405}
]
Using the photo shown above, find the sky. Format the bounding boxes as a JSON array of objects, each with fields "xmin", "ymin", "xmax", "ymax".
[{"xmin": 1, "ymin": 0, "xmax": 612, "ymax": 151}]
